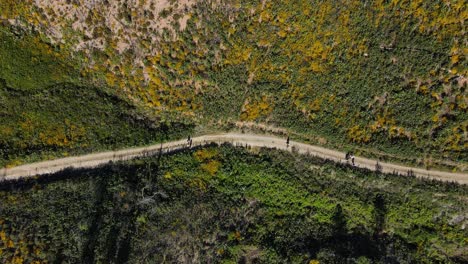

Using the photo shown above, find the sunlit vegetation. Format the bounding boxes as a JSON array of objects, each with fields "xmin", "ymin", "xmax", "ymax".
[
  {"xmin": 1, "ymin": 2, "xmax": 466, "ymax": 263},
  {"xmin": 0, "ymin": 30, "xmax": 77, "ymax": 90},
  {"xmin": 0, "ymin": 79, "xmax": 193, "ymax": 167},
  {"xmin": 1, "ymin": 145, "xmax": 467, "ymax": 263},
  {"xmin": 0, "ymin": 0, "xmax": 466, "ymax": 166},
  {"xmin": 240, "ymin": 96, "xmax": 272, "ymax": 121}
]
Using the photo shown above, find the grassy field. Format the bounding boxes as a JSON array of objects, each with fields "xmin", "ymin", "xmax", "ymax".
[
  {"xmin": 0, "ymin": 28, "xmax": 78, "ymax": 90},
  {"xmin": 1, "ymin": 145, "xmax": 466, "ymax": 263}
]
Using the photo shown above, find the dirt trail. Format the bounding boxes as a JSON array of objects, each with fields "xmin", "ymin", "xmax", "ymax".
[{"xmin": 1, "ymin": 133, "xmax": 467, "ymax": 184}]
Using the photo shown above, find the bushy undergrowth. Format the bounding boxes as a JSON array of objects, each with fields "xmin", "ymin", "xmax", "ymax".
[
  {"xmin": 1, "ymin": 145, "xmax": 466, "ymax": 263},
  {"xmin": 0, "ymin": 28, "xmax": 77, "ymax": 90},
  {"xmin": 1, "ymin": 0, "xmax": 466, "ymax": 167},
  {"xmin": 0, "ymin": 78, "xmax": 193, "ymax": 167}
]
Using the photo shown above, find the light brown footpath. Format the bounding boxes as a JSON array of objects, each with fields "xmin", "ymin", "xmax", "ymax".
[{"xmin": 1, "ymin": 133, "xmax": 467, "ymax": 184}]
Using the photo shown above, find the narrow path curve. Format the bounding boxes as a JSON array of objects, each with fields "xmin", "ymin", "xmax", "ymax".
[{"xmin": 1, "ymin": 133, "xmax": 467, "ymax": 184}]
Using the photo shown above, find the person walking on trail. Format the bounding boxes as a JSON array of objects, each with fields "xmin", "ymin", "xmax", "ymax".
[
  {"xmin": 286, "ymin": 136, "xmax": 290, "ymax": 147},
  {"xmin": 345, "ymin": 152, "xmax": 350, "ymax": 161},
  {"xmin": 351, "ymin": 154, "xmax": 355, "ymax": 166},
  {"xmin": 187, "ymin": 135, "xmax": 191, "ymax": 146}
]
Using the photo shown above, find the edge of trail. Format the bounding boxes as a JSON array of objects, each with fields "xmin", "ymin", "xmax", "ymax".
[{"xmin": 1, "ymin": 133, "xmax": 467, "ymax": 184}]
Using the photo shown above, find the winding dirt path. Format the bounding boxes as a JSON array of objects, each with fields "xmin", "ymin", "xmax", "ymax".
[{"xmin": 1, "ymin": 133, "xmax": 467, "ymax": 184}]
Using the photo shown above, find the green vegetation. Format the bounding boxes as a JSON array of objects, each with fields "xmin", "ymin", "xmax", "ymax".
[
  {"xmin": 0, "ymin": 78, "xmax": 193, "ymax": 167},
  {"xmin": 0, "ymin": 0, "xmax": 466, "ymax": 168},
  {"xmin": 201, "ymin": 0, "xmax": 467, "ymax": 164},
  {"xmin": 1, "ymin": 1, "xmax": 466, "ymax": 263},
  {"xmin": 0, "ymin": 29, "xmax": 77, "ymax": 90},
  {"xmin": 1, "ymin": 145, "xmax": 467, "ymax": 263}
]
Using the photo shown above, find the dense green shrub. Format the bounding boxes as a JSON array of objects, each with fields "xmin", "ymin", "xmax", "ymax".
[
  {"xmin": 0, "ymin": 79, "xmax": 193, "ymax": 167},
  {"xmin": 1, "ymin": 145, "xmax": 466, "ymax": 263}
]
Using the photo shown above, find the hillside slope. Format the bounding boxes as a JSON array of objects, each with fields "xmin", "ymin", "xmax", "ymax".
[
  {"xmin": 0, "ymin": 0, "xmax": 466, "ymax": 165},
  {"xmin": 0, "ymin": 76, "xmax": 192, "ymax": 167}
]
